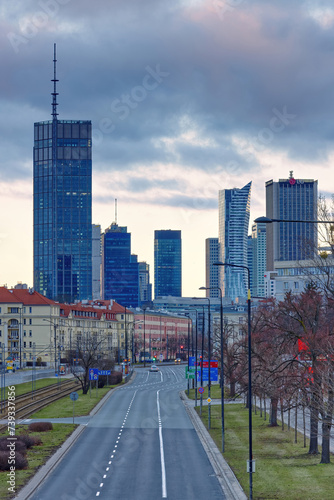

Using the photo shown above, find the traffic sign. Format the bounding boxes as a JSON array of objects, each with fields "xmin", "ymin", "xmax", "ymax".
[
  {"xmin": 98, "ymin": 370, "xmax": 111, "ymax": 376},
  {"xmin": 198, "ymin": 387, "xmax": 204, "ymax": 394},
  {"xmin": 89, "ymin": 368, "xmax": 99, "ymax": 380},
  {"xmin": 196, "ymin": 367, "xmax": 219, "ymax": 382},
  {"xmin": 207, "ymin": 398, "xmax": 212, "ymax": 403},
  {"xmin": 70, "ymin": 391, "xmax": 79, "ymax": 401}
]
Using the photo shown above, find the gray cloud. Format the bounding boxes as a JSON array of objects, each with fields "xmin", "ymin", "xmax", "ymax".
[{"xmin": 2, "ymin": 0, "xmax": 334, "ymax": 204}]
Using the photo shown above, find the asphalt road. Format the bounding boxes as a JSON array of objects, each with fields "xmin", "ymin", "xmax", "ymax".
[{"xmin": 30, "ymin": 365, "xmax": 225, "ymax": 500}]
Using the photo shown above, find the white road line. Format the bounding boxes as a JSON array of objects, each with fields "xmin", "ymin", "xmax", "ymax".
[{"xmin": 157, "ymin": 390, "xmax": 167, "ymax": 499}]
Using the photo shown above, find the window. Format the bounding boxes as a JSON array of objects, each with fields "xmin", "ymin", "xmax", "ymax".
[
  {"xmin": 29, "ymin": 319, "xmax": 32, "ymax": 325},
  {"xmin": 23, "ymin": 330, "xmax": 26, "ymax": 337},
  {"xmin": 24, "ymin": 342, "xmax": 26, "ymax": 348},
  {"xmin": 24, "ymin": 319, "xmax": 26, "ymax": 325},
  {"xmin": 29, "ymin": 307, "xmax": 32, "ymax": 313},
  {"xmin": 294, "ymin": 282, "xmax": 299, "ymax": 289},
  {"xmin": 29, "ymin": 342, "xmax": 32, "ymax": 348},
  {"xmin": 284, "ymin": 282, "xmax": 289, "ymax": 290},
  {"xmin": 29, "ymin": 331, "xmax": 32, "ymax": 337}
]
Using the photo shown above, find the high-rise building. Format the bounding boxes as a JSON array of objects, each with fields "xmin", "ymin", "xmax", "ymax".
[
  {"xmin": 205, "ymin": 238, "xmax": 219, "ymax": 298},
  {"xmin": 250, "ymin": 222, "xmax": 267, "ymax": 297},
  {"xmin": 33, "ymin": 45, "xmax": 92, "ymax": 302},
  {"xmin": 139, "ymin": 262, "xmax": 152, "ymax": 305},
  {"xmin": 266, "ymin": 172, "xmax": 318, "ymax": 271},
  {"xmin": 101, "ymin": 223, "xmax": 139, "ymax": 307},
  {"xmin": 154, "ymin": 230, "xmax": 182, "ymax": 298},
  {"xmin": 92, "ymin": 224, "xmax": 102, "ymax": 300},
  {"xmin": 218, "ymin": 182, "xmax": 252, "ymax": 300}
]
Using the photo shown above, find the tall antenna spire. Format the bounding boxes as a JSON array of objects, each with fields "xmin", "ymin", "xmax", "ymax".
[
  {"xmin": 115, "ymin": 199, "xmax": 118, "ymax": 224},
  {"xmin": 51, "ymin": 43, "xmax": 59, "ymax": 120}
]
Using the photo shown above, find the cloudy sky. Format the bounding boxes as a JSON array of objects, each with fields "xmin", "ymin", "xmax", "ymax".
[{"xmin": 1, "ymin": 0, "xmax": 334, "ymax": 296}]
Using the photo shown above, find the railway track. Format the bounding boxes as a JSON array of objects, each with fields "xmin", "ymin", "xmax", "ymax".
[{"xmin": 0, "ymin": 379, "xmax": 80, "ymax": 431}]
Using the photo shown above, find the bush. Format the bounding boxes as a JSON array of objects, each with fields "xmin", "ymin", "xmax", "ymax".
[
  {"xmin": 0, "ymin": 437, "xmax": 27, "ymax": 455},
  {"xmin": 0, "ymin": 451, "xmax": 28, "ymax": 470},
  {"xmin": 31, "ymin": 435, "xmax": 42, "ymax": 446},
  {"xmin": 28, "ymin": 422, "xmax": 53, "ymax": 432},
  {"xmin": 19, "ymin": 434, "xmax": 37, "ymax": 449},
  {"xmin": 109, "ymin": 371, "xmax": 122, "ymax": 385}
]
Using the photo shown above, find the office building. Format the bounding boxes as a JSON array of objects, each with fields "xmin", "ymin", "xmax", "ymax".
[
  {"xmin": 139, "ymin": 262, "xmax": 152, "ymax": 305},
  {"xmin": 92, "ymin": 224, "xmax": 102, "ymax": 300},
  {"xmin": 218, "ymin": 182, "xmax": 252, "ymax": 300},
  {"xmin": 205, "ymin": 238, "xmax": 219, "ymax": 298},
  {"xmin": 33, "ymin": 45, "xmax": 92, "ymax": 302},
  {"xmin": 154, "ymin": 230, "xmax": 182, "ymax": 298},
  {"xmin": 101, "ymin": 223, "xmax": 139, "ymax": 307},
  {"xmin": 250, "ymin": 222, "xmax": 267, "ymax": 297},
  {"xmin": 266, "ymin": 172, "xmax": 318, "ymax": 271}
]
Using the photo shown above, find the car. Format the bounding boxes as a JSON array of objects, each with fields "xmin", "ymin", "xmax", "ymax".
[
  {"xmin": 175, "ymin": 358, "xmax": 181, "ymax": 364},
  {"xmin": 150, "ymin": 364, "xmax": 159, "ymax": 372}
]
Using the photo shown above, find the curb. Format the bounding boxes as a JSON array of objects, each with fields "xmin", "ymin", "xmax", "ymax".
[
  {"xmin": 14, "ymin": 372, "xmax": 136, "ymax": 500},
  {"xmin": 180, "ymin": 391, "xmax": 247, "ymax": 500}
]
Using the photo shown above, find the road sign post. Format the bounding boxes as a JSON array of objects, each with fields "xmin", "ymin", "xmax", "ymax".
[{"xmin": 70, "ymin": 391, "xmax": 79, "ymax": 424}]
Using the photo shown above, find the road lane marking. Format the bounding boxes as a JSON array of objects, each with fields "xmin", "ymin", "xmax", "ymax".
[{"xmin": 157, "ymin": 390, "xmax": 167, "ymax": 498}]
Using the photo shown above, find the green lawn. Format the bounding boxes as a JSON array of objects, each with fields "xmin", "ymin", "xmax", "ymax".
[
  {"xmin": 4, "ymin": 378, "xmax": 60, "ymax": 398},
  {"xmin": 199, "ymin": 403, "xmax": 334, "ymax": 500},
  {"xmin": 0, "ymin": 423, "xmax": 76, "ymax": 499},
  {"xmin": 30, "ymin": 384, "xmax": 119, "ymax": 418}
]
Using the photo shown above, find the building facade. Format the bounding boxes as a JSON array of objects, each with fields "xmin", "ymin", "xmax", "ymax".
[
  {"xmin": 92, "ymin": 224, "xmax": 102, "ymax": 300},
  {"xmin": 205, "ymin": 238, "xmax": 220, "ymax": 298},
  {"xmin": 154, "ymin": 230, "xmax": 182, "ymax": 298},
  {"xmin": 139, "ymin": 262, "xmax": 152, "ymax": 305},
  {"xmin": 218, "ymin": 182, "xmax": 252, "ymax": 300},
  {"xmin": 250, "ymin": 222, "xmax": 267, "ymax": 297},
  {"xmin": 265, "ymin": 172, "xmax": 318, "ymax": 271},
  {"xmin": 101, "ymin": 223, "xmax": 139, "ymax": 308},
  {"xmin": 33, "ymin": 48, "xmax": 92, "ymax": 303}
]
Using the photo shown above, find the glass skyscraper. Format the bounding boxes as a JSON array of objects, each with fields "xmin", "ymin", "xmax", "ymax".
[
  {"xmin": 205, "ymin": 238, "xmax": 219, "ymax": 298},
  {"xmin": 218, "ymin": 182, "xmax": 252, "ymax": 300},
  {"xmin": 101, "ymin": 223, "xmax": 139, "ymax": 307},
  {"xmin": 266, "ymin": 173, "xmax": 318, "ymax": 270},
  {"xmin": 154, "ymin": 230, "xmax": 182, "ymax": 298},
  {"xmin": 33, "ymin": 46, "xmax": 92, "ymax": 302}
]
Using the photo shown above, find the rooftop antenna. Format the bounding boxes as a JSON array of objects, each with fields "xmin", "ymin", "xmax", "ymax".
[
  {"xmin": 51, "ymin": 43, "xmax": 59, "ymax": 120},
  {"xmin": 115, "ymin": 199, "xmax": 118, "ymax": 224}
]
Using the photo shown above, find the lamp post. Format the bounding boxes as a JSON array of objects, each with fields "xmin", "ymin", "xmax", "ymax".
[
  {"xmin": 254, "ymin": 216, "xmax": 334, "ymax": 224},
  {"xmin": 214, "ymin": 261, "xmax": 253, "ymax": 500},
  {"xmin": 195, "ymin": 296, "xmax": 211, "ymax": 429},
  {"xmin": 143, "ymin": 307, "xmax": 147, "ymax": 367},
  {"xmin": 200, "ymin": 286, "xmax": 225, "ymax": 453},
  {"xmin": 189, "ymin": 306, "xmax": 199, "ymax": 407}
]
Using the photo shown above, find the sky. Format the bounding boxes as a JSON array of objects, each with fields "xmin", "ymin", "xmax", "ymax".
[{"xmin": 1, "ymin": 0, "xmax": 334, "ymax": 297}]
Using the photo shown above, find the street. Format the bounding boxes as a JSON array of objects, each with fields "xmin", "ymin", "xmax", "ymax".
[{"xmin": 30, "ymin": 365, "xmax": 225, "ymax": 500}]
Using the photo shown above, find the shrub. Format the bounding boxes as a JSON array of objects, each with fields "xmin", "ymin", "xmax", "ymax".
[
  {"xmin": 0, "ymin": 437, "xmax": 27, "ymax": 455},
  {"xmin": 28, "ymin": 421, "xmax": 53, "ymax": 432},
  {"xmin": 31, "ymin": 435, "xmax": 42, "ymax": 446},
  {"xmin": 19, "ymin": 434, "xmax": 37, "ymax": 449},
  {"xmin": 109, "ymin": 371, "xmax": 122, "ymax": 385},
  {"xmin": 0, "ymin": 451, "xmax": 28, "ymax": 470}
]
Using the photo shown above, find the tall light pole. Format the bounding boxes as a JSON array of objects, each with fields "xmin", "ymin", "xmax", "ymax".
[
  {"xmin": 143, "ymin": 307, "xmax": 147, "ymax": 367},
  {"xmin": 214, "ymin": 261, "xmax": 253, "ymax": 500},
  {"xmin": 189, "ymin": 306, "xmax": 199, "ymax": 407},
  {"xmin": 254, "ymin": 216, "xmax": 334, "ymax": 224},
  {"xmin": 200, "ymin": 286, "xmax": 225, "ymax": 453},
  {"xmin": 195, "ymin": 296, "xmax": 211, "ymax": 429}
]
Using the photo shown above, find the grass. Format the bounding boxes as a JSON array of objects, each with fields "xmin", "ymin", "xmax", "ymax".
[
  {"xmin": 30, "ymin": 384, "xmax": 119, "ymax": 418},
  {"xmin": 198, "ymin": 403, "xmax": 334, "ymax": 500},
  {"xmin": 0, "ymin": 423, "xmax": 76, "ymax": 499},
  {"xmin": 186, "ymin": 384, "xmax": 232, "ymax": 400},
  {"xmin": 4, "ymin": 378, "xmax": 60, "ymax": 398}
]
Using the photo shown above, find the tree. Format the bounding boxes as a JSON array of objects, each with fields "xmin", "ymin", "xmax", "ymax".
[{"xmin": 71, "ymin": 333, "xmax": 111, "ymax": 395}]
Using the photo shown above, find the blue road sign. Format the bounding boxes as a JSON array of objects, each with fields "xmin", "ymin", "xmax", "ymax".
[
  {"xmin": 89, "ymin": 368, "xmax": 99, "ymax": 380},
  {"xmin": 98, "ymin": 370, "xmax": 111, "ymax": 376},
  {"xmin": 197, "ymin": 368, "xmax": 218, "ymax": 382},
  {"xmin": 189, "ymin": 356, "xmax": 196, "ymax": 367}
]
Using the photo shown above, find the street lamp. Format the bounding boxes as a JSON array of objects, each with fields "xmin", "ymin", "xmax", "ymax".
[
  {"xmin": 194, "ymin": 295, "xmax": 212, "ymax": 429},
  {"xmin": 200, "ymin": 286, "xmax": 225, "ymax": 453},
  {"xmin": 214, "ymin": 261, "xmax": 253, "ymax": 500},
  {"xmin": 254, "ymin": 216, "xmax": 334, "ymax": 224},
  {"xmin": 189, "ymin": 306, "xmax": 199, "ymax": 407}
]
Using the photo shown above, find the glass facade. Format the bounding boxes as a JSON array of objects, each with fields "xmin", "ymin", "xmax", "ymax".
[
  {"xmin": 33, "ymin": 119, "xmax": 92, "ymax": 302},
  {"xmin": 266, "ymin": 177, "xmax": 318, "ymax": 270},
  {"xmin": 154, "ymin": 230, "xmax": 182, "ymax": 298},
  {"xmin": 218, "ymin": 182, "xmax": 252, "ymax": 299},
  {"xmin": 101, "ymin": 224, "xmax": 139, "ymax": 307}
]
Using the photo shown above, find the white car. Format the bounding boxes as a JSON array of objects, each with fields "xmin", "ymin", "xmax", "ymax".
[{"xmin": 150, "ymin": 364, "xmax": 159, "ymax": 372}]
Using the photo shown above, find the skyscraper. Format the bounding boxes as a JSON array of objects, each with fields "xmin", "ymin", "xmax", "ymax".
[
  {"xmin": 218, "ymin": 182, "xmax": 252, "ymax": 300},
  {"xmin": 205, "ymin": 238, "xmax": 219, "ymax": 298},
  {"xmin": 101, "ymin": 223, "xmax": 139, "ymax": 307},
  {"xmin": 266, "ymin": 172, "xmax": 318, "ymax": 271},
  {"xmin": 92, "ymin": 224, "xmax": 102, "ymax": 300},
  {"xmin": 33, "ymin": 45, "xmax": 92, "ymax": 302},
  {"xmin": 139, "ymin": 262, "xmax": 152, "ymax": 305},
  {"xmin": 154, "ymin": 230, "xmax": 182, "ymax": 298},
  {"xmin": 250, "ymin": 222, "xmax": 267, "ymax": 297}
]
